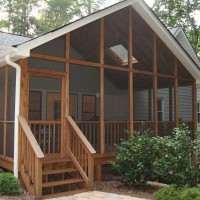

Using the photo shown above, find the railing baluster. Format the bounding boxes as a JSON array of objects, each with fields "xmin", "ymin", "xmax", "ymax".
[{"xmin": 18, "ymin": 116, "xmax": 44, "ymax": 199}]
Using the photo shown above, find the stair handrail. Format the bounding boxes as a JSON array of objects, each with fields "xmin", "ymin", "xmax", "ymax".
[
  {"xmin": 66, "ymin": 116, "xmax": 96, "ymax": 189},
  {"xmin": 18, "ymin": 115, "xmax": 44, "ymax": 199}
]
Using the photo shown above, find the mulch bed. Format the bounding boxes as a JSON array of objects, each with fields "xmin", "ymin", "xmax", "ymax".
[{"xmin": 94, "ymin": 166, "xmax": 157, "ymax": 200}]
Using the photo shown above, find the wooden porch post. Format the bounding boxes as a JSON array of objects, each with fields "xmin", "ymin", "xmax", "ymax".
[
  {"xmin": 65, "ymin": 33, "xmax": 70, "ymax": 157},
  {"xmin": 153, "ymin": 33, "xmax": 158, "ymax": 136},
  {"xmin": 100, "ymin": 18, "xmax": 105, "ymax": 154},
  {"xmin": 19, "ymin": 58, "xmax": 28, "ymax": 169},
  {"xmin": 129, "ymin": 7, "xmax": 134, "ymax": 133},
  {"xmin": 174, "ymin": 58, "xmax": 179, "ymax": 126},
  {"xmin": 20, "ymin": 58, "xmax": 29, "ymax": 120}
]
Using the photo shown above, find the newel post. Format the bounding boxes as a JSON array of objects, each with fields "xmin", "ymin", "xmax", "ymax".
[
  {"xmin": 35, "ymin": 157, "xmax": 42, "ymax": 200},
  {"xmin": 88, "ymin": 154, "xmax": 94, "ymax": 190}
]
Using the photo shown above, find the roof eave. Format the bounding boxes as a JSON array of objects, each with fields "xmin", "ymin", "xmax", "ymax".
[{"xmin": 0, "ymin": 47, "xmax": 28, "ymax": 67}]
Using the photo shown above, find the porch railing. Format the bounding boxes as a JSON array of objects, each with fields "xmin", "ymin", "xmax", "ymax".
[
  {"xmin": 28, "ymin": 121, "xmax": 61, "ymax": 154},
  {"xmin": 76, "ymin": 121, "xmax": 100, "ymax": 153},
  {"xmin": 104, "ymin": 121, "xmax": 130, "ymax": 153},
  {"xmin": 18, "ymin": 115, "xmax": 44, "ymax": 199},
  {"xmin": 66, "ymin": 116, "xmax": 96, "ymax": 189},
  {"xmin": 75, "ymin": 120, "xmax": 194, "ymax": 153}
]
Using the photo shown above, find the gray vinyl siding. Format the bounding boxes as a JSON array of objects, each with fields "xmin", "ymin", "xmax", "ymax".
[{"xmin": 178, "ymin": 86, "xmax": 193, "ymax": 121}]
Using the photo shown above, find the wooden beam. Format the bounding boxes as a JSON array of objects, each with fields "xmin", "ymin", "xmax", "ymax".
[
  {"xmin": 169, "ymin": 87, "xmax": 173, "ymax": 121},
  {"xmin": 153, "ymin": 33, "xmax": 158, "ymax": 136},
  {"xmin": 31, "ymin": 53, "xmax": 66, "ymax": 63},
  {"xmin": 65, "ymin": 33, "xmax": 70, "ymax": 157},
  {"xmin": 129, "ymin": 7, "xmax": 134, "ymax": 133},
  {"xmin": 100, "ymin": 18, "xmax": 105, "ymax": 154},
  {"xmin": 174, "ymin": 58, "xmax": 178, "ymax": 126},
  {"xmin": 28, "ymin": 68, "xmax": 65, "ymax": 78}
]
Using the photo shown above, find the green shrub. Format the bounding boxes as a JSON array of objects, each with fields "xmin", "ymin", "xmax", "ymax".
[
  {"xmin": 111, "ymin": 130, "xmax": 158, "ymax": 186},
  {"xmin": 154, "ymin": 124, "xmax": 196, "ymax": 187},
  {"xmin": 0, "ymin": 173, "xmax": 20, "ymax": 195},
  {"xmin": 180, "ymin": 186, "xmax": 200, "ymax": 200},
  {"xmin": 154, "ymin": 185, "xmax": 200, "ymax": 200},
  {"xmin": 154, "ymin": 185, "xmax": 181, "ymax": 200}
]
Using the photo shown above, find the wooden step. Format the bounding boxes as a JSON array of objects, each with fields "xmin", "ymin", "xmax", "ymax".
[
  {"xmin": 42, "ymin": 168, "xmax": 78, "ymax": 175},
  {"xmin": 42, "ymin": 188, "xmax": 88, "ymax": 199},
  {"xmin": 42, "ymin": 158, "xmax": 71, "ymax": 164},
  {"xmin": 42, "ymin": 178, "xmax": 84, "ymax": 188}
]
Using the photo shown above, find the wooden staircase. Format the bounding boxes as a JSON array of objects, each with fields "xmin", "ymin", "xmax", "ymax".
[
  {"xmin": 42, "ymin": 158, "xmax": 87, "ymax": 199},
  {"xmin": 18, "ymin": 115, "xmax": 96, "ymax": 200}
]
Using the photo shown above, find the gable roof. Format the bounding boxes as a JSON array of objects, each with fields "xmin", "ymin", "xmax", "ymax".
[
  {"xmin": 0, "ymin": 31, "xmax": 30, "ymax": 53},
  {"xmin": 0, "ymin": 0, "xmax": 200, "ymax": 81},
  {"xmin": 169, "ymin": 26, "xmax": 200, "ymax": 68}
]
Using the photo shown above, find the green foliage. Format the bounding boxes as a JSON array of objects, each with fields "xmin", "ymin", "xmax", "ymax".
[
  {"xmin": 112, "ymin": 124, "xmax": 200, "ymax": 187},
  {"xmin": 0, "ymin": 173, "xmax": 20, "ymax": 195},
  {"xmin": 152, "ymin": 0, "xmax": 200, "ymax": 58},
  {"xmin": 154, "ymin": 185, "xmax": 181, "ymax": 200},
  {"xmin": 154, "ymin": 185, "xmax": 200, "ymax": 200},
  {"xmin": 154, "ymin": 124, "xmax": 195, "ymax": 187},
  {"xmin": 111, "ymin": 130, "xmax": 158, "ymax": 186}
]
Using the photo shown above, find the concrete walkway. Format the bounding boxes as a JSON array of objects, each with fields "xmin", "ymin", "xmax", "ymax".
[{"xmin": 48, "ymin": 191, "xmax": 149, "ymax": 200}]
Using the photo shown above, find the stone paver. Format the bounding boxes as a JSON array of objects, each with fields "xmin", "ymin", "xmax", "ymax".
[{"xmin": 46, "ymin": 191, "xmax": 150, "ymax": 200}]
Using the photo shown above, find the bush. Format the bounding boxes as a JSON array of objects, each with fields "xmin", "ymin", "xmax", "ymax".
[
  {"xmin": 154, "ymin": 185, "xmax": 200, "ymax": 200},
  {"xmin": 154, "ymin": 185, "xmax": 181, "ymax": 200},
  {"xmin": 180, "ymin": 186, "xmax": 200, "ymax": 200},
  {"xmin": 0, "ymin": 173, "xmax": 20, "ymax": 195},
  {"xmin": 154, "ymin": 124, "xmax": 196, "ymax": 187},
  {"xmin": 111, "ymin": 130, "xmax": 158, "ymax": 186}
]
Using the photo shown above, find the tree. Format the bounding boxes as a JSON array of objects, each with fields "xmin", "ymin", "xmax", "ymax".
[
  {"xmin": 152, "ymin": 0, "xmax": 200, "ymax": 58},
  {"xmin": 38, "ymin": 0, "xmax": 76, "ymax": 32},
  {"xmin": 0, "ymin": 0, "xmax": 41, "ymax": 36},
  {"xmin": 38, "ymin": 0, "xmax": 121, "ymax": 33}
]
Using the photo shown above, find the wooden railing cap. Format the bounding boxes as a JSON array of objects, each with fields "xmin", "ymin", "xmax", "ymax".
[
  {"xmin": 66, "ymin": 116, "xmax": 96, "ymax": 154},
  {"xmin": 18, "ymin": 115, "xmax": 45, "ymax": 159}
]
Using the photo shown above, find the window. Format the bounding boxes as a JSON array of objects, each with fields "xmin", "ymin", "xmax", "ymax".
[
  {"xmin": 29, "ymin": 91, "xmax": 42, "ymax": 120},
  {"xmin": 106, "ymin": 44, "xmax": 138, "ymax": 66},
  {"xmin": 158, "ymin": 99, "xmax": 164, "ymax": 121},
  {"xmin": 82, "ymin": 95, "xmax": 96, "ymax": 120},
  {"xmin": 197, "ymin": 102, "xmax": 200, "ymax": 124},
  {"xmin": 54, "ymin": 101, "xmax": 61, "ymax": 120}
]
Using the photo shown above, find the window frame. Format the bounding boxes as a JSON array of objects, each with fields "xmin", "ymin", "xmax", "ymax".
[
  {"xmin": 82, "ymin": 94, "xmax": 96, "ymax": 121},
  {"xmin": 197, "ymin": 102, "xmax": 200, "ymax": 124},
  {"xmin": 157, "ymin": 99, "xmax": 164, "ymax": 121}
]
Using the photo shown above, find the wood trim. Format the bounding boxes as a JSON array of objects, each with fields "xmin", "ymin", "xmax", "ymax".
[
  {"xmin": 18, "ymin": 116, "xmax": 44, "ymax": 158},
  {"xmin": 129, "ymin": 6, "xmax": 133, "ymax": 132},
  {"xmin": 28, "ymin": 68, "xmax": 65, "ymax": 78},
  {"xmin": 30, "ymin": 53, "xmax": 66, "ymax": 63},
  {"xmin": 65, "ymin": 33, "xmax": 70, "ymax": 157},
  {"xmin": 66, "ymin": 116, "xmax": 96, "ymax": 154},
  {"xmin": 100, "ymin": 18, "xmax": 105, "ymax": 154},
  {"xmin": 174, "ymin": 58, "xmax": 178, "ymax": 126},
  {"xmin": 68, "ymin": 148, "xmax": 88, "ymax": 183},
  {"xmin": 28, "ymin": 120, "xmax": 61, "ymax": 124},
  {"xmin": 133, "ymin": 69, "xmax": 154, "ymax": 76},
  {"xmin": 154, "ymin": 33, "xmax": 158, "ymax": 136}
]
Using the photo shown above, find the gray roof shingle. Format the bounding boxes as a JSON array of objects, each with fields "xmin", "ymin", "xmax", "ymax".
[{"xmin": 0, "ymin": 31, "xmax": 31, "ymax": 53}]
